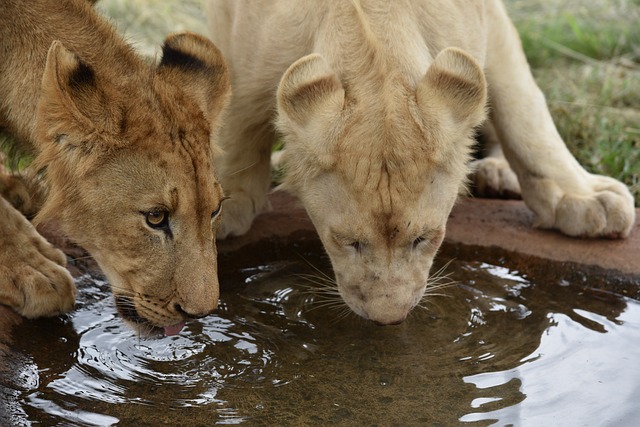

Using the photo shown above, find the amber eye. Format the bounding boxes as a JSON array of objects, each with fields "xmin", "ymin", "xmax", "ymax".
[{"xmin": 145, "ymin": 209, "xmax": 169, "ymax": 229}]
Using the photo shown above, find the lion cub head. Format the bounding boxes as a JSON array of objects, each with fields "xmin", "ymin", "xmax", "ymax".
[
  {"xmin": 277, "ymin": 48, "xmax": 486, "ymax": 325},
  {"xmin": 32, "ymin": 33, "xmax": 230, "ymax": 335}
]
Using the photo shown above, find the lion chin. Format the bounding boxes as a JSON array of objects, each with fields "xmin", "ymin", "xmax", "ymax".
[{"xmin": 115, "ymin": 295, "xmax": 186, "ymax": 337}]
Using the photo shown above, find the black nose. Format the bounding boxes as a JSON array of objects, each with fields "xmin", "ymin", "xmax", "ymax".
[{"xmin": 174, "ymin": 304, "xmax": 210, "ymax": 319}]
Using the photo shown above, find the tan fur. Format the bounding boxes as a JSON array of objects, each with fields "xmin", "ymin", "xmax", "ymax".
[
  {"xmin": 207, "ymin": 0, "xmax": 636, "ymax": 324},
  {"xmin": 0, "ymin": 0, "xmax": 230, "ymax": 333}
]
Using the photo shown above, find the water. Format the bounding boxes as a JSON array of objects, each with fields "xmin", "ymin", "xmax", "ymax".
[{"xmin": 2, "ymin": 255, "xmax": 640, "ymax": 426}]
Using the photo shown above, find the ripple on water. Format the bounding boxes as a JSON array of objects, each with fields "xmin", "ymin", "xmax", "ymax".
[{"xmin": 4, "ymin": 257, "xmax": 640, "ymax": 426}]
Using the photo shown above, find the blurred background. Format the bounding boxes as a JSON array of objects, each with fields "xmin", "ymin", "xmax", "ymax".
[{"xmin": 93, "ymin": 0, "xmax": 640, "ymax": 206}]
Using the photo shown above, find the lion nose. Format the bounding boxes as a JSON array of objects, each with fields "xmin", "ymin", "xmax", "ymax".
[{"xmin": 174, "ymin": 303, "xmax": 215, "ymax": 320}]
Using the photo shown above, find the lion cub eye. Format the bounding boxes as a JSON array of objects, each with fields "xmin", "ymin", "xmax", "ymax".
[
  {"xmin": 411, "ymin": 229, "xmax": 444, "ymax": 250},
  {"xmin": 349, "ymin": 241, "xmax": 363, "ymax": 252},
  {"xmin": 412, "ymin": 236, "xmax": 427, "ymax": 249},
  {"xmin": 333, "ymin": 232, "xmax": 365, "ymax": 253},
  {"xmin": 145, "ymin": 209, "xmax": 169, "ymax": 229},
  {"xmin": 211, "ymin": 197, "xmax": 229, "ymax": 219}
]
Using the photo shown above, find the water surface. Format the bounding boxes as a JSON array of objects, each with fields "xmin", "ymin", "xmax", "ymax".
[{"xmin": 2, "ymin": 255, "xmax": 639, "ymax": 426}]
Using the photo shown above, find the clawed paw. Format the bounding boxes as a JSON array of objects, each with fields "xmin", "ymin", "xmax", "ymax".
[
  {"xmin": 0, "ymin": 199, "xmax": 76, "ymax": 318},
  {"xmin": 471, "ymin": 157, "xmax": 521, "ymax": 199},
  {"xmin": 0, "ymin": 173, "xmax": 43, "ymax": 218},
  {"xmin": 217, "ymin": 190, "xmax": 270, "ymax": 239},
  {"xmin": 529, "ymin": 174, "xmax": 635, "ymax": 239},
  {"xmin": 2, "ymin": 261, "xmax": 76, "ymax": 318}
]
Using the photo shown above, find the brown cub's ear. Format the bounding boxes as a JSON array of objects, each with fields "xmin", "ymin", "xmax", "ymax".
[
  {"xmin": 37, "ymin": 40, "xmax": 123, "ymax": 153},
  {"xmin": 416, "ymin": 47, "xmax": 487, "ymax": 129},
  {"xmin": 158, "ymin": 32, "xmax": 231, "ymax": 124},
  {"xmin": 277, "ymin": 53, "xmax": 345, "ymax": 127}
]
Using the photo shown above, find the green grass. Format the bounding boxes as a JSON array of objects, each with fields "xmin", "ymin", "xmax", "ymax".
[
  {"xmin": 507, "ymin": 0, "xmax": 640, "ymax": 67},
  {"xmin": 505, "ymin": 0, "xmax": 640, "ymax": 204},
  {"xmin": 94, "ymin": 0, "xmax": 208, "ymax": 57},
  {"xmin": 0, "ymin": 134, "xmax": 33, "ymax": 171}
]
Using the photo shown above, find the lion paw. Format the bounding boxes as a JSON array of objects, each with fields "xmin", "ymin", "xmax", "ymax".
[
  {"xmin": 527, "ymin": 174, "xmax": 636, "ymax": 239},
  {"xmin": 0, "ymin": 198, "xmax": 75, "ymax": 318},
  {"xmin": 0, "ymin": 173, "xmax": 43, "ymax": 218},
  {"xmin": 471, "ymin": 157, "xmax": 521, "ymax": 199},
  {"xmin": 217, "ymin": 190, "xmax": 270, "ymax": 239}
]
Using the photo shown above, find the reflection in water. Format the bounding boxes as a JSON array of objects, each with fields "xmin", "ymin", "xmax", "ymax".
[
  {"xmin": 2, "ymin": 256, "xmax": 639, "ymax": 426},
  {"xmin": 462, "ymin": 304, "xmax": 640, "ymax": 426}
]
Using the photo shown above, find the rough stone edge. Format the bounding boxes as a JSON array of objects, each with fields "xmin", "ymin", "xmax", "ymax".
[
  {"xmin": 219, "ymin": 192, "xmax": 640, "ymax": 281},
  {"xmin": 446, "ymin": 197, "xmax": 640, "ymax": 277}
]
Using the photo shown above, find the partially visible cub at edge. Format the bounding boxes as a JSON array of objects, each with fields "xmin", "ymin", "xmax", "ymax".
[{"xmin": 0, "ymin": 0, "xmax": 231, "ymax": 336}]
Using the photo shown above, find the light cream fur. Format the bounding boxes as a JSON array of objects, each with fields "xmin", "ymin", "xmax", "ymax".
[
  {"xmin": 207, "ymin": 0, "xmax": 636, "ymax": 324},
  {"xmin": 472, "ymin": 122, "xmax": 521, "ymax": 199},
  {"xmin": 0, "ymin": 0, "xmax": 230, "ymax": 333}
]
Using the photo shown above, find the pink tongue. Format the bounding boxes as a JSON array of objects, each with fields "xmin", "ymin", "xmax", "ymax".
[{"xmin": 163, "ymin": 322, "xmax": 186, "ymax": 336}]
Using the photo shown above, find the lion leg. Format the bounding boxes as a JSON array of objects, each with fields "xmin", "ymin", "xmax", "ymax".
[
  {"xmin": 484, "ymin": 0, "xmax": 635, "ymax": 238},
  {"xmin": 0, "ymin": 196, "xmax": 76, "ymax": 318},
  {"xmin": 471, "ymin": 120, "xmax": 521, "ymax": 199},
  {"xmin": 215, "ymin": 116, "xmax": 276, "ymax": 239}
]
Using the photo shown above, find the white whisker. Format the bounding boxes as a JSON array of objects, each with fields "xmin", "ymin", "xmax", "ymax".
[
  {"xmin": 297, "ymin": 254, "xmax": 335, "ymax": 282},
  {"xmin": 414, "ymin": 258, "xmax": 459, "ymax": 314},
  {"xmin": 221, "ymin": 160, "xmax": 259, "ymax": 180}
]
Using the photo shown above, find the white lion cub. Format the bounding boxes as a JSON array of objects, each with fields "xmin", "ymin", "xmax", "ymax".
[{"xmin": 206, "ymin": 0, "xmax": 636, "ymax": 324}]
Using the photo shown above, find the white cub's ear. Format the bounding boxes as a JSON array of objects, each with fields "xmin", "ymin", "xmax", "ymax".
[
  {"xmin": 276, "ymin": 54, "xmax": 345, "ymax": 176},
  {"xmin": 416, "ymin": 47, "xmax": 487, "ymax": 129},
  {"xmin": 277, "ymin": 53, "xmax": 345, "ymax": 126}
]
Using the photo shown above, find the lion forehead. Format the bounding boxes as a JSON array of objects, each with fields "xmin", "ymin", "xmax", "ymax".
[{"xmin": 107, "ymin": 120, "xmax": 219, "ymax": 214}]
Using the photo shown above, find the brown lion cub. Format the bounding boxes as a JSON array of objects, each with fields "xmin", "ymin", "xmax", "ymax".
[
  {"xmin": 0, "ymin": 0, "xmax": 230, "ymax": 335},
  {"xmin": 207, "ymin": 0, "xmax": 636, "ymax": 325}
]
